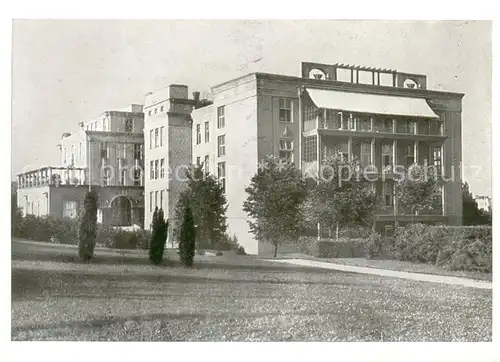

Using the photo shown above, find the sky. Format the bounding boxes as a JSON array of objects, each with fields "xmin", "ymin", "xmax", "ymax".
[{"xmin": 11, "ymin": 20, "xmax": 492, "ymax": 196}]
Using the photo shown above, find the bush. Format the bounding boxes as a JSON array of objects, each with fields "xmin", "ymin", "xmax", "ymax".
[
  {"xmin": 215, "ymin": 251, "xmax": 224, "ymax": 256},
  {"xmin": 78, "ymin": 191, "xmax": 98, "ymax": 262},
  {"xmin": 149, "ymin": 208, "xmax": 168, "ymax": 265},
  {"xmin": 214, "ymin": 233, "xmax": 240, "ymax": 251},
  {"xmin": 236, "ymin": 245, "xmax": 246, "ymax": 255},
  {"xmin": 196, "ymin": 249, "xmax": 206, "ymax": 256},
  {"xmin": 364, "ymin": 233, "xmax": 384, "ymax": 259},
  {"xmin": 387, "ymin": 224, "xmax": 492, "ymax": 272},
  {"xmin": 179, "ymin": 204, "xmax": 196, "ymax": 267},
  {"xmin": 299, "ymin": 237, "xmax": 366, "ymax": 258}
]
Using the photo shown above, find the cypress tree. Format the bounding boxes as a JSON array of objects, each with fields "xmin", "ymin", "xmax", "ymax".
[
  {"xmin": 78, "ymin": 190, "xmax": 98, "ymax": 262},
  {"xmin": 179, "ymin": 203, "xmax": 196, "ymax": 267},
  {"xmin": 149, "ymin": 208, "xmax": 168, "ymax": 265}
]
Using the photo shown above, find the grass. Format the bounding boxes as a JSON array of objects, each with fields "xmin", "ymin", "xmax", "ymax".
[{"xmin": 11, "ymin": 240, "xmax": 492, "ymax": 342}]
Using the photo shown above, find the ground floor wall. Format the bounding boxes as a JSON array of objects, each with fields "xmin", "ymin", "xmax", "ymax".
[{"xmin": 17, "ymin": 185, "xmax": 144, "ymax": 228}]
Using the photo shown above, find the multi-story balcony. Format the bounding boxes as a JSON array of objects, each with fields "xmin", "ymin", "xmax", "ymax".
[{"xmin": 17, "ymin": 166, "xmax": 87, "ymax": 189}]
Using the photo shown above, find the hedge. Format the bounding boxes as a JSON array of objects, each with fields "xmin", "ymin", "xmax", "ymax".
[
  {"xmin": 298, "ymin": 237, "xmax": 367, "ymax": 258},
  {"xmin": 14, "ymin": 214, "xmax": 151, "ymax": 250},
  {"xmin": 377, "ymin": 224, "xmax": 492, "ymax": 273}
]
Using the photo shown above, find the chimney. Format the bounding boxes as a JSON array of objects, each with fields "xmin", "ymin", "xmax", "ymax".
[{"xmin": 193, "ymin": 91, "xmax": 200, "ymax": 103}]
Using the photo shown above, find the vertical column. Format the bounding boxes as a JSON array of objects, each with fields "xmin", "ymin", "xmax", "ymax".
[
  {"xmin": 370, "ymin": 117, "xmax": 374, "ymax": 132},
  {"xmin": 356, "ymin": 70, "xmax": 359, "ymax": 84},
  {"xmin": 377, "ymin": 72, "xmax": 381, "ymax": 86},
  {"xmin": 370, "ymin": 138, "xmax": 376, "ymax": 166},
  {"xmin": 392, "ymin": 139, "xmax": 398, "ymax": 171},
  {"xmin": 348, "ymin": 137, "xmax": 353, "ymax": 162},
  {"xmin": 414, "ymin": 140, "xmax": 419, "ymax": 165},
  {"xmin": 392, "ymin": 118, "xmax": 397, "ymax": 134},
  {"xmin": 298, "ymin": 87, "xmax": 303, "ymax": 171},
  {"xmin": 48, "ymin": 168, "xmax": 52, "ymax": 185},
  {"xmin": 323, "ymin": 108, "xmax": 327, "ymax": 129},
  {"xmin": 351, "ymin": 69, "xmax": 354, "ymax": 83}
]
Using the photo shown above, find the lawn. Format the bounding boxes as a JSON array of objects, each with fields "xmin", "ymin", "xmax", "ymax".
[{"xmin": 11, "ymin": 241, "xmax": 492, "ymax": 342}]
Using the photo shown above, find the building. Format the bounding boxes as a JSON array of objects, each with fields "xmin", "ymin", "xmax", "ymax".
[
  {"xmin": 143, "ymin": 85, "xmax": 204, "ymax": 243},
  {"xmin": 475, "ymin": 195, "xmax": 492, "ymax": 213},
  {"xmin": 16, "ymin": 104, "xmax": 145, "ymax": 227},
  {"xmin": 191, "ymin": 61, "xmax": 463, "ymax": 255}
]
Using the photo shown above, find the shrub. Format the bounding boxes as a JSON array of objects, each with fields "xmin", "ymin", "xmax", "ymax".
[
  {"xmin": 149, "ymin": 208, "xmax": 168, "ymax": 265},
  {"xmin": 364, "ymin": 233, "xmax": 384, "ymax": 259},
  {"xmin": 179, "ymin": 204, "xmax": 196, "ymax": 267},
  {"xmin": 298, "ymin": 237, "xmax": 365, "ymax": 258},
  {"xmin": 215, "ymin": 251, "xmax": 223, "ymax": 256},
  {"xmin": 214, "ymin": 233, "xmax": 240, "ymax": 251},
  {"xmin": 385, "ymin": 224, "xmax": 492, "ymax": 272},
  {"xmin": 196, "ymin": 249, "xmax": 206, "ymax": 256},
  {"xmin": 78, "ymin": 190, "xmax": 98, "ymax": 262},
  {"xmin": 236, "ymin": 245, "xmax": 246, "ymax": 255}
]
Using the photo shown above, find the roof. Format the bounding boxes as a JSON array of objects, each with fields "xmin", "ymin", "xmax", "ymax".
[{"xmin": 305, "ymin": 88, "xmax": 439, "ymax": 118}]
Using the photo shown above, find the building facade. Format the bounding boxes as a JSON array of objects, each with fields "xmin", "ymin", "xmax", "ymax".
[
  {"xmin": 143, "ymin": 85, "xmax": 202, "ymax": 243},
  {"xmin": 16, "ymin": 105, "xmax": 145, "ymax": 227},
  {"xmin": 191, "ymin": 61, "xmax": 464, "ymax": 255}
]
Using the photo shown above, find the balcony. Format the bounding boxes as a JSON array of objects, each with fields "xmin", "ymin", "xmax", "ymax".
[{"xmin": 17, "ymin": 166, "xmax": 87, "ymax": 189}]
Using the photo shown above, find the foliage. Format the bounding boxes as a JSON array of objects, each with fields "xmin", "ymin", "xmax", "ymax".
[
  {"xmin": 298, "ymin": 236, "xmax": 366, "ymax": 258},
  {"xmin": 214, "ymin": 233, "xmax": 240, "ymax": 251},
  {"xmin": 78, "ymin": 190, "xmax": 98, "ymax": 262},
  {"xmin": 179, "ymin": 203, "xmax": 196, "ymax": 267},
  {"xmin": 385, "ymin": 224, "xmax": 492, "ymax": 272},
  {"xmin": 104, "ymin": 229, "xmax": 152, "ymax": 250},
  {"xmin": 236, "ymin": 245, "xmax": 247, "ymax": 255},
  {"xmin": 301, "ymin": 153, "xmax": 379, "ymax": 237},
  {"xmin": 15, "ymin": 214, "xmax": 80, "ymax": 244},
  {"xmin": 243, "ymin": 155, "xmax": 308, "ymax": 257},
  {"xmin": 364, "ymin": 233, "xmax": 384, "ymax": 260},
  {"xmin": 11, "ymin": 188, "xmax": 23, "ymax": 237},
  {"xmin": 396, "ymin": 164, "xmax": 439, "ymax": 216},
  {"xmin": 462, "ymin": 182, "xmax": 492, "ymax": 225},
  {"xmin": 175, "ymin": 165, "xmax": 228, "ymax": 249},
  {"xmin": 149, "ymin": 208, "xmax": 169, "ymax": 265}
]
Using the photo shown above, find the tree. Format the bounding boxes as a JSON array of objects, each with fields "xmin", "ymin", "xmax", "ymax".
[
  {"xmin": 11, "ymin": 182, "xmax": 23, "ymax": 237},
  {"xmin": 149, "ymin": 207, "xmax": 169, "ymax": 265},
  {"xmin": 78, "ymin": 190, "xmax": 98, "ymax": 262},
  {"xmin": 301, "ymin": 152, "xmax": 379, "ymax": 238},
  {"xmin": 462, "ymin": 182, "xmax": 492, "ymax": 225},
  {"xmin": 179, "ymin": 203, "xmax": 196, "ymax": 267},
  {"xmin": 175, "ymin": 165, "xmax": 228, "ymax": 249},
  {"xmin": 396, "ymin": 164, "xmax": 439, "ymax": 222},
  {"xmin": 243, "ymin": 155, "xmax": 308, "ymax": 257}
]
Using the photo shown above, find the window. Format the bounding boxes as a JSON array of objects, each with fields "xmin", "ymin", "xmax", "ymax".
[
  {"xmin": 133, "ymin": 144, "xmax": 142, "ymax": 160},
  {"xmin": 217, "ymin": 135, "xmax": 226, "ymax": 157},
  {"xmin": 133, "ymin": 168, "xmax": 141, "ymax": 186},
  {"xmin": 154, "ymin": 128, "xmax": 159, "ymax": 148},
  {"xmin": 160, "ymin": 158, "xmax": 165, "ymax": 178},
  {"xmin": 196, "ymin": 124, "xmax": 201, "ymax": 145},
  {"xmin": 154, "ymin": 108, "xmax": 158, "ymax": 114},
  {"xmin": 103, "ymin": 118, "xmax": 109, "ymax": 131},
  {"xmin": 360, "ymin": 141, "xmax": 372, "ymax": 166},
  {"xmin": 217, "ymin": 106, "xmax": 225, "ymax": 128},
  {"xmin": 149, "ymin": 192, "xmax": 153, "ymax": 212},
  {"xmin": 94, "ymin": 121, "xmax": 98, "ymax": 130},
  {"xmin": 361, "ymin": 117, "xmax": 371, "ymax": 131},
  {"xmin": 154, "ymin": 160, "xmax": 159, "ymax": 180},
  {"xmin": 204, "ymin": 155, "xmax": 210, "ymax": 174},
  {"xmin": 79, "ymin": 143, "xmax": 83, "ymax": 160},
  {"xmin": 204, "ymin": 121, "xmax": 209, "ymax": 143},
  {"xmin": 100, "ymin": 142, "xmax": 108, "ymax": 159},
  {"xmin": 160, "ymin": 126, "xmax": 164, "ymax": 146},
  {"xmin": 125, "ymin": 119, "xmax": 133, "ymax": 132},
  {"xmin": 119, "ymin": 169, "xmax": 126, "ymax": 186},
  {"xmin": 433, "ymin": 146, "xmax": 442, "ymax": 174},
  {"xmin": 279, "ymin": 98, "xmax": 292, "ymax": 123},
  {"xmin": 383, "ymin": 182, "xmax": 394, "ymax": 207},
  {"xmin": 148, "ymin": 110, "xmax": 152, "ymax": 116},
  {"xmin": 217, "ymin": 162, "xmax": 226, "ymax": 193},
  {"xmin": 160, "ymin": 105, "xmax": 164, "ymax": 112},
  {"xmin": 150, "ymin": 161, "xmax": 154, "ymax": 180},
  {"xmin": 279, "ymin": 139, "xmax": 293, "ymax": 162},
  {"xmin": 102, "ymin": 168, "xmax": 110, "ymax": 186},
  {"xmin": 63, "ymin": 201, "xmax": 78, "ymax": 219},
  {"xmin": 196, "ymin": 156, "xmax": 201, "ymax": 166},
  {"xmin": 160, "ymin": 190, "xmax": 164, "ymax": 210},
  {"xmin": 149, "ymin": 129, "xmax": 154, "ymax": 149},
  {"xmin": 405, "ymin": 145, "xmax": 415, "ymax": 167},
  {"xmin": 382, "ymin": 144, "xmax": 393, "ymax": 169},
  {"xmin": 154, "ymin": 191, "xmax": 158, "ymax": 208},
  {"xmin": 384, "ymin": 119, "xmax": 393, "ymax": 132}
]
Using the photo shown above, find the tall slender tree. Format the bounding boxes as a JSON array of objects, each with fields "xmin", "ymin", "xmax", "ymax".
[
  {"xmin": 179, "ymin": 203, "xmax": 196, "ymax": 267},
  {"xmin": 78, "ymin": 190, "xmax": 98, "ymax": 262},
  {"xmin": 149, "ymin": 207, "xmax": 169, "ymax": 265}
]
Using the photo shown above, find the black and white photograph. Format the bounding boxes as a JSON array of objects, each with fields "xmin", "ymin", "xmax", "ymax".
[{"xmin": 7, "ymin": 17, "xmax": 494, "ymax": 349}]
